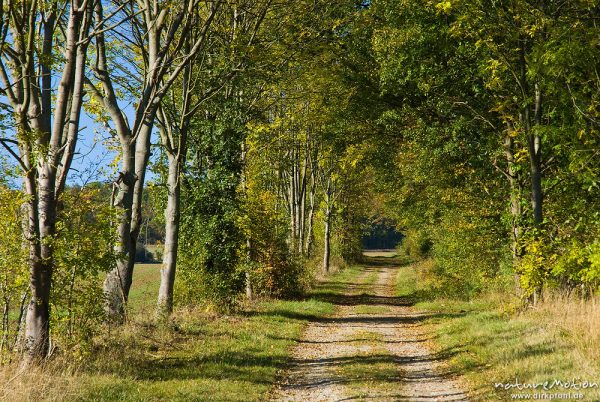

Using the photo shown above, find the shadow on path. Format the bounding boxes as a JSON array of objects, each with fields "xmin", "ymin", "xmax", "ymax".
[{"xmin": 271, "ymin": 257, "xmax": 471, "ymax": 401}]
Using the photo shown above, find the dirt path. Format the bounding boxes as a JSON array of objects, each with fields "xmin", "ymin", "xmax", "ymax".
[{"xmin": 270, "ymin": 259, "xmax": 469, "ymax": 402}]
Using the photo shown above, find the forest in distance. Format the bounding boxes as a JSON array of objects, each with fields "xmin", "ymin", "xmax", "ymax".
[{"xmin": 0, "ymin": 0, "xmax": 599, "ymax": 400}]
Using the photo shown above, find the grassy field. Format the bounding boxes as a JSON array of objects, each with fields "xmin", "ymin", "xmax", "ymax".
[
  {"xmin": 396, "ymin": 260, "xmax": 600, "ymax": 401},
  {"xmin": 128, "ymin": 263, "xmax": 162, "ymax": 314},
  {"xmin": 1, "ymin": 264, "xmax": 367, "ymax": 402}
]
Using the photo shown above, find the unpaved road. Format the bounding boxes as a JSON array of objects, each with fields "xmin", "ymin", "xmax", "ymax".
[{"xmin": 270, "ymin": 259, "xmax": 469, "ymax": 402}]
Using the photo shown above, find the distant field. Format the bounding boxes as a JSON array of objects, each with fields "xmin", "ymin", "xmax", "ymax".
[
  {"xmin": 362, "ymin": 249, "xmax": 398, "ymax": 258},
  {"xmin": 128, "ymin": 263, "xmax": 162, "ymax": 314}
]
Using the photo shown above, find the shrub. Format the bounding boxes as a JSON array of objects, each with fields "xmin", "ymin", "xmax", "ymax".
[
  {"xmin": 399, "ymin": 228, "xmax": 432, "ymax": 259},
  {"xmin": 134, "ymin": 244, "xmax": 155, "ymax": 263}
]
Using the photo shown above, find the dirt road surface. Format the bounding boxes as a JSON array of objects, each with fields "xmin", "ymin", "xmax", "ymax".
[{"xmin": 270, "ymin": 258, "xmax": 469, "ymax": 402}]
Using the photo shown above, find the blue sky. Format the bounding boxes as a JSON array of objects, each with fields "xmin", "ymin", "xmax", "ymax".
[{"xmin": 0, "ymin": 105, "xmax": 160, "ymax": 188}]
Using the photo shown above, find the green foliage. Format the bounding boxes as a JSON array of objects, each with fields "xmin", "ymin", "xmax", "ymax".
[
  {"xmin": 429, "ymin": 211, "xmax": 506, "ymax": 298},
  {"xmin": 518, "ymin": 232, "xmax": 600, "ymax": 298},
  {"xmin": 177, "ymin": 112, "xmax": 246, "ymax": 308},
  {"xmin": 399, "ymin": 229, "xmax": 432, "ymax": 259},
  {"xmin": 0, "ymin": 185, "xmax": 117, "ymax": 359},
  {"xmin": 51, "ymin": 188, "xmax": 118, "ymax": 356},
  {"xmin": 0, "ymin": 187, "xmax": 27, "ymax": 357},
  {"xmin": 362, "ymin": 0, "xmax": 600, "ymax": 301},
  {"xmin": 241, "ymin": 142, "xmax": 312, "ymax": 297}
]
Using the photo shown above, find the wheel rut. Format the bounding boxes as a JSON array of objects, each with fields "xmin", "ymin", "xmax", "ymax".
[{"xmin": 270, "ymin": 259, "xmax": 469, "ymax": 402}]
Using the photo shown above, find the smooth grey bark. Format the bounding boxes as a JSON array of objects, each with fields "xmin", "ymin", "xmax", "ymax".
[
  {"xmin": 157, "ymin": 153, "xmax": 182, "ymax": 316},
  {"xmin": 156, "ymin": 116, "xmax": 185, "ymax": 318},
  {"xmin": 89, "ymin": 0, "xmax": 223, "ymax": 323},
  {"xmin": 304, "ymin": 169, "xmax": 316, "ymax": 256},
  {"xmin": 504, "ymin": 131, "xmax": 523, "ymax": 293},
  {"xmin": 103, "ymin": 145, "xmax": 137, "ymax": 321},
  {"xmin": 0, "ymin": 1, "xmax": 93, "ymax": 362},
  {"xmin": 322, "ymin": 179, "xmax": 333, "ymax": 274},
  {"xmin": 529, "ymin": 83, "xmax": 543, "ymax": 226}
]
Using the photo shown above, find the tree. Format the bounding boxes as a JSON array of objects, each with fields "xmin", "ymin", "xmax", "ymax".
[
  {"xmin": 86, "ymin": 0, "xmax": 223, "ymax": 322},
  {"xmin": 155, "ymin": 0, "xmax": 271, "ymax": 317},
  {"xmin": 0, "ymin": 0, "xmax": 95, "ymax": 362}
]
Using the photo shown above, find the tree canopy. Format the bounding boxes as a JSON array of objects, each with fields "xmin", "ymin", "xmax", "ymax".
[{"xmin": 0, "ymin": 0, "xmax": 598, "ymax": 372}]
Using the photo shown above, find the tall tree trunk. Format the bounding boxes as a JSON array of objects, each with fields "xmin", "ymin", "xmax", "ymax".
[
  {"xmin": 104, "ymin": 120, "xmax": 154, "ymax": 323},
  {"xmin": 298, "ymin": 153, "xmax": 307, "ymax": 255},
  {"xmin": 323, "ymin": 207, "xmax": 331, "ymax": 274},
  {"xmin": 530, "ymin": 83, "xmax": 543, "ymax": 226},
  {"xmin": 518, "ymin": 38, "xmax": 543, "ymax": 304},
  {"xmin": 24, "ymin": 174, "xmax": 56, "ymax": 362},
  {"xmin": 240, "ymin": 141, "xmax": 253, "ymax": 300},
  {"xmin": 245, "ymin": 238, "xmax": 253, "ymax": 300},
  {"xmin": 305, "ymin": 170, "xmax": 316, "ymax": 256},
  {"xmin": 103, "ymin": 145, "xmax": 136, "ymax": 323},
  {"xmin": 322, "ymin": 179, "xmax": 332, "ymax": 274},
  {"xmin": 2, "ymin": 1, "xmax": 93, "ymax": 363},
  {"xmin": 289, "ymin": 151, "xmax": 298, "ymax": 251},
  {"xmin": 519, "ymin": 39, "xmax": 544, "ymax": 227},
  {"xmin": 504, "ymin": 132, "xmax": 523, "ymax": 293},
  {"xmin": 157, "ymin": 153, "xmax": 181, "ymax": 317}
]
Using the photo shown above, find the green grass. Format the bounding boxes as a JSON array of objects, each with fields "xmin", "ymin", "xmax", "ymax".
[
  {"xmin": 396, "ymin": 262, "xmax": 600, "ymax": 401},
  {"xmin": 335, "ymin": 349, "xmax": 401, "ymax": 398},
  {"xmin": 128, "ymin": 263, "xmax": 162, "ymax": 314},
  {"xmin": 346, "ymin": 330, "xmax": 384, "ymax": 343},
  {"xmin": 1, "ymin": 263, "xmax": 368, "ymax": 401},
  {"xmin": 76, "ymin": 298, "xmax": 335, "ymax": 401},
  {"xmin": 353, "ymin": 305, "xmax": 390, "ymax": 315}
]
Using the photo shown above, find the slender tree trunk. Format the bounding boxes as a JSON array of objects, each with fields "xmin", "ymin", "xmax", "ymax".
[
  {"xmin": 305, "ymin": 171, "xmax": 316, "ymax": 256},
  {"xmin": 323, "ymin": 207, "xmax": 331, "ymax": 274},
  {"xmin": 104, "ymin": 144, "xmax": 136, "ymax": 323},
  {"xmin": 519, "ymin": 40, "xmax": 543, "ymax": 227},
  {"xmin": 289, "ymin": 154, "xmax": 297, "ymax": 250},
  {"xmin": 298, "ymin": 153, "xmax": 307, "ymax": 254},
  {"xmin": 519, "ymin": 39, "xmax": 543, "ymax": 304},
  {"xmin": 322, "ymin": 179, "xmax": 332, "ymax": 274},
  {"xmin": 530, "ymin": 83, "xmax": 543, "ymax": 226},
  {"xmin": 131, "ymin": 123, "xmax": 154, "ymax": 255},
  {"xmin": 528, "ymin": 85, "xmax": 544, "ymax": 304},
  {"xmin": 157, "ymin": 153, "xmax": 181, "ymax": 317},
  {"xmin": 240, "ymin": 140, "xmax": 254, "ymax": 300},
  {"xmin": 104, "ymin": 117, "xmax": 155, "ymax": 323},
  {"xmin": 245, "ymin": 238, "xmax": 253, "ymax": 300},
  {"xmin": 504, "ymin": 132, "xmax": 523, "ymax": 293}
]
